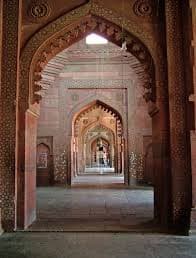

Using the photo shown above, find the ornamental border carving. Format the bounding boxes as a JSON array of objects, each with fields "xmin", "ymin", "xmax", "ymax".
[
  {"xmin": 74, "ymin": 101, "xmax": 123, "ymax": 137},
  {"xmin": 20, "ymin": 1, "xmax": 157, "ymax": 112}
]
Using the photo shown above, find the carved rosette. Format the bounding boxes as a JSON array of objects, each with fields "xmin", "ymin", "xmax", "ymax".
[
  {"xmin": 133, "ymin": 0, "xmax": 156, "ymax": 18},
  {"xmin": 27, "ymin": 1, "xmax": 51, "ymax": 23}
]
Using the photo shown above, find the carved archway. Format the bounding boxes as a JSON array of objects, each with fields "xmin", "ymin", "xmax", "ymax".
[
  {"xmin": 84, "ymin": 125, "xmax": 115, "ymax": 171},
  {"xmin": 90, "ymin": 137, "xmax": 111, "ymax": 169},
  {"xmin": 71, "ymin": 100, "xmax": 124, "ymax": 177},
  {"xmin": 16, "ymin": 1, "xmax": 172, "ymax": 230},
  {"xmin": 73, "ymin": 100, "xmax": 123, "ymax": 137},
  {"xmin": 19, "ymin": 2, "xmax": 155, "ymax": 111},
  {"xmin": 64, "ymin": 95, "xmax": 126, "ymax": 139},
  {"xmin": 83, "ymin": 123, "xmax": 116, "ymax": 143}
]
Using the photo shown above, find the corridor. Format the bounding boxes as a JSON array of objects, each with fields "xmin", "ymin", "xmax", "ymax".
[{"xmin": 28, "ymin": 175, "xmax": 155, "ymax": 232}]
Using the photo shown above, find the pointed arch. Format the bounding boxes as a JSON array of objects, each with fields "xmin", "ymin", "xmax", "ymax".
[
  {"xmin": 74, "ymin": 100, "xmax": 122, "ymax": 124},
  {"xmin": 72, "ymin": 100, "xmax": 123, "ymax": 138},
  {"xmin": 19, "ymin": 2, "xmax": 155, "ymax": 110},
  {"xmin": 82, "ymin": 122, "xmax": 116, "ymax": 142}
]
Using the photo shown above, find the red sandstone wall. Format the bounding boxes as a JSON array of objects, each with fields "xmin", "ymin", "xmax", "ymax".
[{"xmin": 25, "ymin": 111, "xmax": 37, "ymax": 228}]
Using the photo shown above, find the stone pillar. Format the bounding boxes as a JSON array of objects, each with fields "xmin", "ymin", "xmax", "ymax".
[
  {"xmin": 0, "ymin": 0, "xmax": 21, "ymax": 231},
  {"xmin": 190, "ymin": 0, "xmax": 196, "ymax": 234},
  {"xmin": 152, "ymin": 59, "xmax": 171, "ymax": 227},
  {"xmin": 165, "ymin": 0, "xmax": 192, "ymax": 233},
  {"xmin": 0, "ymin": 0, "xmax": 3, "ymax": 235},
  {"xmin": 190, "ymin": 131, "xmax": 196, "ymax": 232}
]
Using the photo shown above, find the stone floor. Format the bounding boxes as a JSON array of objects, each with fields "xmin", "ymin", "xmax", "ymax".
[
  {"xmin": 1, "ymin": 175, "xmax": 196, "ymax": 258},
  {"xmin": 28, "ymin": 175, "xmax": 155, "ymax": 232},
  {"xmin": 0, "ymin": 232, "xmax": 196, "ymax": 258},
  {"xmin": 72, "ymin": 174, "xmax": 124, "ymax": 185},
  {"xmin": 84, "ymin": 167, "xmax": 115, "ymax": 174}
]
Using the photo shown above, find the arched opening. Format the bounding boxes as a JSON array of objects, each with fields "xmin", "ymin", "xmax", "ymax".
[
  {"xmin": 36, "ymin": 142, "xmax": 54, "ymax": 186},
  {"xmin": 0, "ymin": 0, "xmax": 192, "ymax": 237},
  {"xmin": 89, "ymin": 137, "xmax": 112, "ymax": 170},
  {"xmin": 24, "ymin": 33, "xmax": 155, "ymax": 231},
  {"xmin": 70, "ymin": 100, "xmax": 125, "ymax": 186},
  {"xmin": 16, "ymin": 6, "xmax": 164, "ymax": 232}
]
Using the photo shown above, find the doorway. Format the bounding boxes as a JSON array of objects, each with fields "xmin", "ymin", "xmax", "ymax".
[
  {"xmin": 27, "ymin": 35, "xmax": 155, "ymax": 232},
  {"xmin": 71, "ymin": 100, "xmax": 125, "ymax": 181}
]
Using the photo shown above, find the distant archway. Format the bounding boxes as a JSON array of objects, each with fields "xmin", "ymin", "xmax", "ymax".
[
  {"xmin": 71, "ymin": 100, "xmax": 124, "ymax": 181},
  {"xmin": 90, "ymin": 137, "xmax": 112, "ymax": 169}
]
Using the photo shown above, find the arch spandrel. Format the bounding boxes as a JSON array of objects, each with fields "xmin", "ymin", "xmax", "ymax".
[{"xmin": 19, "ymin": 1, "xmax": 156, "ymax": 110}]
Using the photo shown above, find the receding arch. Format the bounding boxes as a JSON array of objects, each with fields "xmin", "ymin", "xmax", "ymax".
[
  {"xmin": 73, "ymin": 100, "xmax": 123, "ymax": 135},
  {"xmin": 16, "ymin": 1, "xmax": 173, "ymax": 231},
  {"xmin": 83, "ymin": 122, "xmax": 116, "ymax": 142},
  {"xmin": 64, "ymin": 96, "xmax": 126, "ymax": 139},
  {"xmin": 71, "ymin": 99, "xmax": 124, "ymax": 178},
  {"xmin": 90, "ymin": 137, "xmax": 112, "ymax": 169}
]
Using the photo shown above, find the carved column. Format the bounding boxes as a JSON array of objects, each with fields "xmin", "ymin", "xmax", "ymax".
[
  {"xmin": 152, "ymin": 49, "xmax": 171, "ymax": 228},
  {"xmin": 165, "ymin": 0, "xmax": 192, "ymax": 233},
  {"xmin": 0, "ymin": 0, "xmax": 21, "ymax": 231}
]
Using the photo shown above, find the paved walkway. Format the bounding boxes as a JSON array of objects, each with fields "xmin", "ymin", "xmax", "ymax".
[
  {"xmin": 28, "ymin": 175, "xmax": 155, "ymax": 232},
  {"xmin": 1, "ymin": 175, "xmax": 196, "ymax": 258},
  {"xmin": 84, "ymin": 167, "xmax": 115, "ymax": 174},
  {"xmin": 0, "ymin": 232, "xmax": 196, "ymax": 258},
  {"xmin": 72, "ymin": 174, "xmax": 124, "ymax": 186}
]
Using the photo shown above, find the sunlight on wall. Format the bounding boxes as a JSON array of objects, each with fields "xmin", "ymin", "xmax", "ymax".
[{"xmin": 86, "ymin": 33, "xmax": 108, "ymax": 45}]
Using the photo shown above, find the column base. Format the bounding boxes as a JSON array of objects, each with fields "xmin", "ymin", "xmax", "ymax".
[
  {"xmin": 0, "ymin": 208, "xmax": 2, "ymax": 235},
  {"xmin": 189, "ymin": 208, "xmax": 196, "ymax": 235},
  {"xmin": 0, "ymin": 231, "xmax": 3, "ymax": 236},
  {"xmin": 129, "ymin": 176, "xmax": 137, "ymax": 186},
  {"xmin": 1, "ymin": 219, "xmax": 15, "ymax": 232}
]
